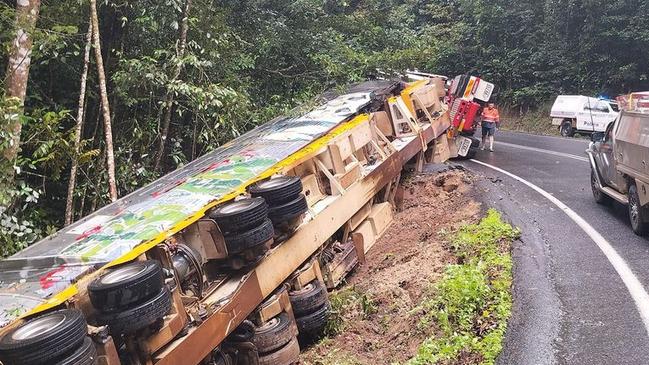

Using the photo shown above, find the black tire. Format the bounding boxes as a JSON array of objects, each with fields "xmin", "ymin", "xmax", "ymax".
[
  {"xmin": 560, "ymin": 120, "xmax": 575, "ymax": 137},
  {"xmin": 257, "ymin": 337, "xmax": 300, "ymax": 365},
  {"xmin": 296, "ymin": 303, "xmax": 329, "ymax": 338},
  {"xmin": 229, "ymin": 320, "xmax": 255, "ymax": 343},
  {"xmin": 253, "ymin": 312, "xmax": 294, "ymax": 354},
  {"xmin": 267, "ymin": 194, "xmax": 308, "ymax": 224},
  {"xmin": 213, "ymin": 352, "xmax": 232, "ymax": 365},
  {"xmin": 210, "ymin": 198, "xmax": 268, "ymax": 233},
  {"xmin": 249, "ymin": 176, "xmax": 303, "ymax": 204},
  {"xmin": 223, "ymin": 218, "xmax": 274, "ymax": 254},
  {"xmin": 55, "ymin": 337, "xmax": 97, "ymax": 365},
  {"xmin": 466, "ymin": 147, "xmax": 478, "ymax": 159},
  {"xmin": 591, "ymin": 170, "xmax": 611, "ymax": 205},
  {"xmin": 88, "ymin": 260, "xmax": 164, "ymax": 313},
  {"xmin": 97, "ymin": 288, "xmax": 172, "ymax": 335},
  {"xmin": 289, "ymin": 280, "xmax": 328, "ymax": 316},
  {"xmin": 0, "ymin": 309, "xmax": 88, "ymax": 365},
  {"xmin": 629, "ymin": 184, "xmax": 648, "ymax": 236}
]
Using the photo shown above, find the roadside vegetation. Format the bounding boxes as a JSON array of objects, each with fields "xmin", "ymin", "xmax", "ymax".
[
  {"xmin": 303, "ymin": 195, "xmax": 520, "ymax": 365},
  {"xmin": 408, "ymin": 209, "xmax": 519, "ymax": 365},
  {"xmin": 500, "ymin": 104, "xmax": 559, "ymax": 136}
]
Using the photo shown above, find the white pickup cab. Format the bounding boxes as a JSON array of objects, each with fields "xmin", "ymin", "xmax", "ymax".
[{"xmin": 550, "ymin": 95, "xmax": 619, "ymax": 137}]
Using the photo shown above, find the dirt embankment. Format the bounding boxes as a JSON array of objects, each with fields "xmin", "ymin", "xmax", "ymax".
[{"xmin": 302, "ymin": 167, "xmax": 481, "ymax": 364}]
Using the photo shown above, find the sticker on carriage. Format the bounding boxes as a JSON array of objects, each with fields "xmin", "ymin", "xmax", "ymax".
[{"xmin": 65, "ymin": 215, "xmax": 113, "ymax": 235}]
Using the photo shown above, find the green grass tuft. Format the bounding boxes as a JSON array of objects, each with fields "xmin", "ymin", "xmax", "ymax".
[{"xmin": 407, "ymin": 209, "xmax": 519, "ymax": 365}]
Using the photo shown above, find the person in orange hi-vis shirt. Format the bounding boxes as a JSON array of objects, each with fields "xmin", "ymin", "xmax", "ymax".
[{"xmin": 481, "ymin": 103, "xmax": 500, "ymax": 152}]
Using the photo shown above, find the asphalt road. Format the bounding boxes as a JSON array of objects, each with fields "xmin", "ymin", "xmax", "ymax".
[{"xmin": 461, "ymin": 130, "xmax": 649, "ymax": 365}]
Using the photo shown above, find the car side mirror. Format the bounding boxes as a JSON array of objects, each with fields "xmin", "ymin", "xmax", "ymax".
[{"xmin": 591, "ymin": 132, "xmax": 606, "ymax": 142}]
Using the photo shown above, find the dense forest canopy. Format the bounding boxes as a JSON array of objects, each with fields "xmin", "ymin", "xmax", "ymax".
[{"xmin": 0, "ymin": 0, "xmax": 648, "ymax": 255}]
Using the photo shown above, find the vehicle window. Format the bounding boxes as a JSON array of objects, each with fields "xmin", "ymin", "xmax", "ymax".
[
  {"xmin": 610, "ymin": 103, "xmax": 620, "ymax": 112},
  {"xmin": 596, "ymin": 101, "xmax": 609, "ymax": 113}
]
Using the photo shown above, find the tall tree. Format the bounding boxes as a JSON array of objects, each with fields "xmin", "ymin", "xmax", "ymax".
[
  {"xmin": 90, "ymin": 0, "xmax": 118, "ymax": 202},
  {"xmin": 153, "ymin": 0, "xmax": 193, "ymax": 172},
  {"xmin": 64, "ymin": 20, "xmax": 93, "ymax": 225},
  {"xmin": 1, "ymin": 0, "xmax": 41, "ymax": 202}
]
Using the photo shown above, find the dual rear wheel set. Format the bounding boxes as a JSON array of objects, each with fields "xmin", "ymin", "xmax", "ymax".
[
  {"xmin": 210, "ymin": 176, "xmax": 309, "ymax": 269},
  {"xmin": 248, "ymin": 279, "xmax": 330, "ymax": 365},
  {"xmin": 0, "ymin": 309, "xmax": 97, "ymax": 365},
  {"xmin": 0, "ymin": 259, "xmax": 172, "ymax": 365}
]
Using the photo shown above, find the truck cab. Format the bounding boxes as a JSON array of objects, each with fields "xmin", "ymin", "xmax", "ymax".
[{"xmin": 551, "ymin": 95, "xmax": 619, "ymax": 137}]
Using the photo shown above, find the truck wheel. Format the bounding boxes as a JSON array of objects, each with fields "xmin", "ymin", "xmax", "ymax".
[
  {"xmin": 289, "ymin": 280, "xmax": 328, "ymax": 316},
  {"xmin": 0, "ymin": 309, "xmax": 88, "ymax": 365},
  {"xmin": 257, "ymin": 337, "xmax": 300, "ymax": 365},
  {"xmin": 210, "ymin": 198, "xmax": 269, "ymax": 233},
  {"xmin": 55, "ymin": 337, "xmax": 97, "ymax": 365},
  {"xmin": 97, "ymin": 287, "xmax": 172, "ymax": 335},
  {"xmin": 249, "ymin": 176, "xmax": 303, "ymax": 204},
  {"xmin": 295, "ymin": 303, "xmax": 330, "ymax": 340},
  {"xmin": 229, "ymin": 320, "xmax": 256, "ymax": 342},
  {"xmin": 89, "ymin": 260, "xmax": 164, "ymax": 313},
  {"xmin": 223, "ymin": 218, "xmax": 274, "ymax": 254},
  {"xmin": 268, "ymin": 194, "xmax": 308, "ymax": 224},
  {"xmin": 628, "ymin": 184, "xmax": 648, "ymax": 236},
  {"xmin": 213, "ymin": 352, "xmax": 233, "ymax": 365},
  {"xmin": 466, "ymin": 147, "xmax": 478, "ymax": 159},
  {"xmin": 591, "ymin": 170, "xmax": 611, "ymax": 205},
  {"xmin": 560, "ymin": 120, "xmax": 574, "ymax": 137},
  {"xmin": 253, "ymin": 312, "xmax": 294, "ymax": 354}
]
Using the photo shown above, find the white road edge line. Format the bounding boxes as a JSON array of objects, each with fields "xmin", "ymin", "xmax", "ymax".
[
  {"xmin": 498, "ymin": 141, "xmax": 588, "ymax": 162},
  {"xmin": 471, "ymin": 158, "xmax": 649, "ymax": 335}
]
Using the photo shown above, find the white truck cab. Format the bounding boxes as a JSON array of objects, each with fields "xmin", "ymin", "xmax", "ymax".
[{"xmin": 551, "ymin": 95, "xmax": 619, "ymax": 137}]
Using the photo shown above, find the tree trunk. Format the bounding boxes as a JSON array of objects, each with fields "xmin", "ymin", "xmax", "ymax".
[
  {"xmin": 1, "ymin": 0, "xmax": 41, "ymax": 204},
  {"xmin": 90, "ymin": 0, "xmax": 118, "ymax": 202},
  {"xmin": 64, "ymin": 20, "xmax": 93, "ymax": 225},
  {"xmin": 153, "ymin": 0, "xmax": 192, "ymax": 172}
]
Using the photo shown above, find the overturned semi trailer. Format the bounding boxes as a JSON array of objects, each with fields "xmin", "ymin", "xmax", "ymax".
[{"xmin": 0, "ymin": 77, "xmax": 456, "ymax": 365}]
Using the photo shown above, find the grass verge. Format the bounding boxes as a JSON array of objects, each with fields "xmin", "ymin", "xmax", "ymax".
[
  {"xmin": 407, "ymin": 209, "xmax": 520, "ymax": 365},
  {"xmin": 499, "ymin": 103, "xmax": 559, "ymax": 136}
]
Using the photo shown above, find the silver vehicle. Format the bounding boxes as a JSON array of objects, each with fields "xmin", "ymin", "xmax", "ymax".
[{"xmin": 588, "ymin": 110, "xmax": 649, "ymax": 235}]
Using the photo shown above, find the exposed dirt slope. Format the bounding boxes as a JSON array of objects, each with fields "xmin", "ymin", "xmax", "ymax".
[{"xmin": 302, "ymin": 167, "xmax": 481, "ymax": 364}]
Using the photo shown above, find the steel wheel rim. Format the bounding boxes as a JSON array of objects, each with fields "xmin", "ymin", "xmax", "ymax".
[
  {"xmin": 12, "ymin": 313, "xmax": 66, "ymax": 340},
  {"xmin": 256, "ymin": 178, "xmax": 289, "ymax": 189},
  {"xmin": 219, "ymin": 199, "xmax": 255, "ymax": 214},
  {"xmin": 101, "ymin": 265, "xmax": 146, "ymax": 284},
  {"xmin": 631, "ymin": 194, "xmax": 640, "ymax": 227},
  {"xmin": 591, "ymin": 174, "xmax": 600, "ymax": 198},
  {"xmin": 257, "ymin": 317, "xmax": 280, "ymax": 331}
]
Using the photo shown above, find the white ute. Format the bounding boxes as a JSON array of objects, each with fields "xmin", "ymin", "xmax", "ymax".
[{"xmin": 551, "ymin": 95, "xmax": 619, "ymax": 137}]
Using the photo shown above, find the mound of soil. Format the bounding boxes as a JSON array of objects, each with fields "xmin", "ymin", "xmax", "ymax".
[{"xmin": 302, "ymin": 167, "xmax": 481, "ymax": 364}]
